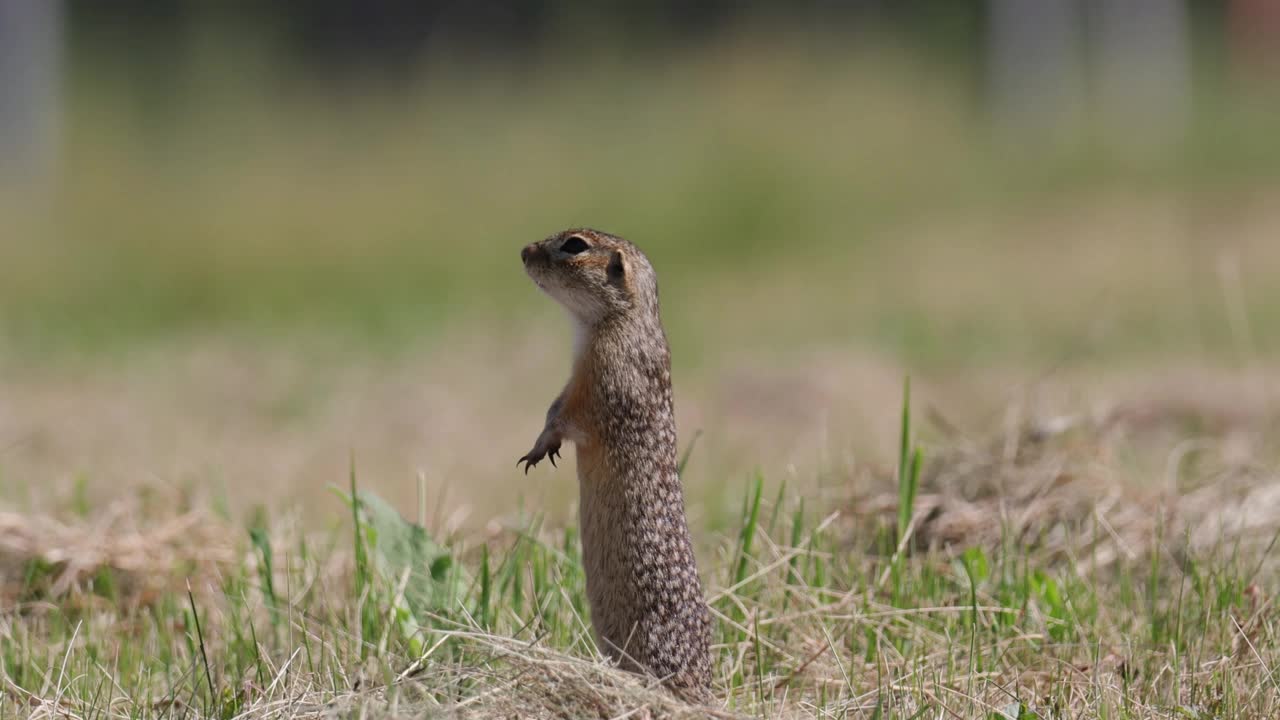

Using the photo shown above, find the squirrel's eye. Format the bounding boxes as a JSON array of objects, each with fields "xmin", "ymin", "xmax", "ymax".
[{"xmin": 560, "ymin": 236, "xmax": 589, "ymax": 255}]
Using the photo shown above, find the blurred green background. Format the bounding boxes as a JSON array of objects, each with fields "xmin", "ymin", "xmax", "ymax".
[
  {"xmin": 2, "ymin": 1, "xmax": 1278, "ymax": 517},
  {"xmin": 3, "ymin": 1, "xmax": 1277, "ymax": 365}
]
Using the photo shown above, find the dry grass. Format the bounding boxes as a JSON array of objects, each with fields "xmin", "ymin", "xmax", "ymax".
[
  {"xmin": 0, "ymin": 499, "xmax": 234, "ymax": 604},
  {"xmin": 857, "ymin": 390, "xmax": 1280, "ymax": 568}
]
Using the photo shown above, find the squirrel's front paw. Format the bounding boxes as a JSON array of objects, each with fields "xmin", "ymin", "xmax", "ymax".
[{"xmin": 517, "ymin": 433, "xmax": 562, "ymax": 474}]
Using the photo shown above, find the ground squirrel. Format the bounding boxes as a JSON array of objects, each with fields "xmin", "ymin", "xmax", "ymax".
[{"xmin": 517, "ymin": 228, "xmax": 713, "ymax": 700}]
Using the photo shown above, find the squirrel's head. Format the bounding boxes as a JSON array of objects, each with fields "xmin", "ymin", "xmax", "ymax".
[{"xmin": 521, "ymin": 228, "xmax": 659, "ymax": 325}]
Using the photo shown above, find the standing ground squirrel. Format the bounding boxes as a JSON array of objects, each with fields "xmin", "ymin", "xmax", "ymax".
[{"xmin": 517, "ymin": 228, "xmax": 713, "ymax": 700}]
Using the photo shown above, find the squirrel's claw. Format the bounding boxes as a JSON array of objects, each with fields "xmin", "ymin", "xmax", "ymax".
[
  {"xmin": 517, "ymin": 453, "xmax": 540, "ymax": 474},
  {"xmin": 517, "ymin": 435, "xmax": 561, "ymax": 474}
]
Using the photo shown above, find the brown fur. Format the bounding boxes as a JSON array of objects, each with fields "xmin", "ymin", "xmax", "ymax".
[{"xmin": 518, "ymin": 228, "xmax": 713, "ymax": 700}]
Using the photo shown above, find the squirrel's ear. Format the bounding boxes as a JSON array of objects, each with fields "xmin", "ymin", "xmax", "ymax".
[{"xmin": 606, "ymin": 250, "xmax": 627, "ymax": 286}]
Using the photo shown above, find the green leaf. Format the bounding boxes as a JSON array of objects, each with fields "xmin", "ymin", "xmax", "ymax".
[
  {"xmin": 332, "ymin": 485, "xmax": 471, "ymax": 653},
  {"xmin": 961, "ymin": 547, "xmax": 990, "ymax": 585}
]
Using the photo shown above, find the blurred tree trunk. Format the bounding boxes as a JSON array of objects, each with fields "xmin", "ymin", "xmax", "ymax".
[
  {"xmin": 1093, "ymin": 0, "xmax": 1190, "ymax": 143},
  {"xmin": 0, "ymin": 0, "xmax": 62, "ymax": 186},
  {"xmin": 1227, "ymin": 0, "xmax": 1280, "ymax": 84},
  {"xmin": 987, "ymin": 0, "xmax": 1191, "ymax": 145},
  {"xmin": 987, "ymin": 0, "xmax": 1088, "ymax": 135}
]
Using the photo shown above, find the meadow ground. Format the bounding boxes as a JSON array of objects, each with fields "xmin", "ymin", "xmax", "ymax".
[
  {"xmin": 3, "ymin": 358, "xmax": 1278, "ymax": 719},
  {"xmin": 3, "ymin": 40, "xmax": 1280, "ymax": 718}
]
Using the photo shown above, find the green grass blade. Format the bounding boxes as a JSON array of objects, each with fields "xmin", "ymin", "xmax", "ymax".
[
  {"xmin": 896, "ymin": 375, "xmax": 915, "ymax": 546},
  {"xmin": 733, "ymin": 472, "xmax": 765, "ymax": 588}
]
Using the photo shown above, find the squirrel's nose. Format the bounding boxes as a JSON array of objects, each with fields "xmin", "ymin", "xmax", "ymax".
[{"xmin": 521, "ymin": 244, "xmax": 535, "ymax": 265}]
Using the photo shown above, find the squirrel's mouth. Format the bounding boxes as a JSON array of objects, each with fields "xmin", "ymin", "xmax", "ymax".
[
  {"xmin": 525, "ymin": 268, "xmax": 550, "ymax": 294},
  {"xmin": 522, "ymin": 259, "xmax": 548, "ymax": 286}
]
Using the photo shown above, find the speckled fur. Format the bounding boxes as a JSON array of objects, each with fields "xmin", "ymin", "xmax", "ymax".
[{"xmin": 518, "ymin": 228, "xmax": 713, "ymax": 700}]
